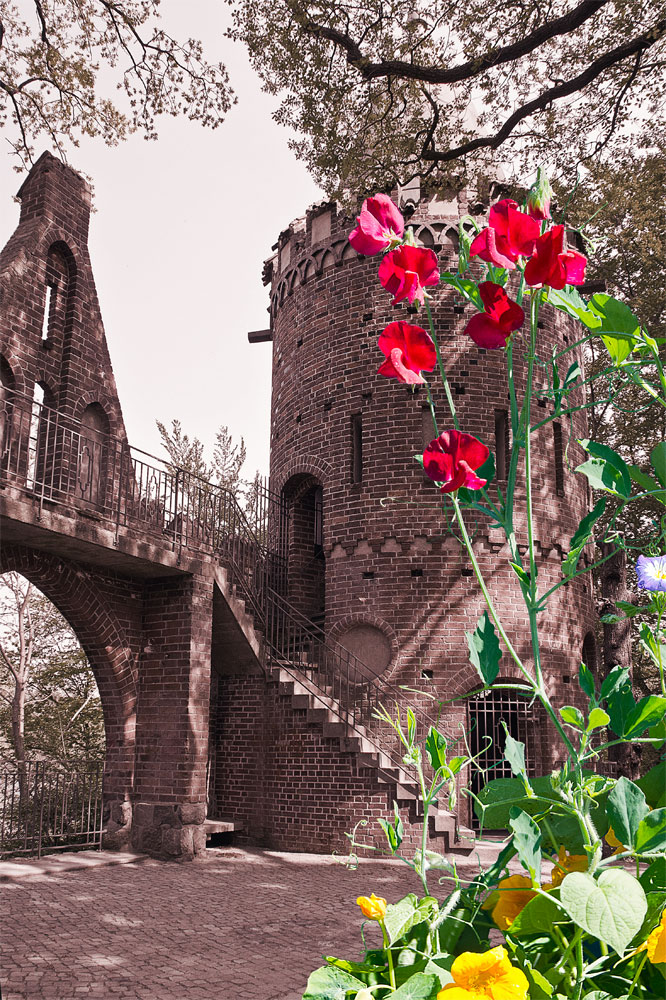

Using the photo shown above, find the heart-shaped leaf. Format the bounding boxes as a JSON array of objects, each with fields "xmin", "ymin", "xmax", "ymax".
[
  {"xmin": 559, "ymin": 868, "xmax": 647, "ymax": 955},
  {"xmin": 607, "ymin": 777, "xmax": 649, "ymax": 848},
  {"xmin": 390, "ymin": 973, "xmax": 440, "ymax": 999},
  {"xmin": 303, "ymin": 964, "xmax": 365, "ymax": 1000}
]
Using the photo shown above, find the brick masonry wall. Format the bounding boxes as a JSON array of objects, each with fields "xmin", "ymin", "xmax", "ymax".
[{"xmin": 265, "ymin": 189, "xmax": 597, "ymax": 796}]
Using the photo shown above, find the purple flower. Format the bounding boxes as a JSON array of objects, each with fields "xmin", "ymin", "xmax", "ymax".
[{"xmin": 636, "ymin": 554, "xmax": 666, "ymax": 591}]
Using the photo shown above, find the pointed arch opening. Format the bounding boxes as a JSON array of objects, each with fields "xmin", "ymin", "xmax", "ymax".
[{"xmin": 281, "ymin": 473, "xmax": 325, "ymax": 628}]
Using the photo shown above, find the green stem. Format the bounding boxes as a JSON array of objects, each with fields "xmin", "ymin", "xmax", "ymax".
[
  {"xmin": 425, "ymin": 298, "xmax": 459, "ymax": 430},
  {"xmin": 657, "ymin": 604, "xmax": 666, "ymax": 696},
  {"xmin": 626, "ymin": 952, "xmax": 648, "ymax": 999},
  {"xmin": 451, "ymin": 493, "xmax": 577, "ymax": 757},
  {"xmin": 380, "ymin": 921, "xmax": 396, "ymax": 991},
  {"xmin": 416, "ymin": 761, "xmax": 430, "ymax": 896},
  {"xmin": 524, "ymin": 292, "xmax": 543, "ymax": 686},
  {"xmin": 574, "ymin": 929, "xmax": 585, "ymax": 1000}
]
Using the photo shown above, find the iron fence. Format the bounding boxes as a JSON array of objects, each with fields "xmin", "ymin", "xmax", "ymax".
[{"xmin": 0, "ymin": 761, "xmax": 104, "ymax": 858}]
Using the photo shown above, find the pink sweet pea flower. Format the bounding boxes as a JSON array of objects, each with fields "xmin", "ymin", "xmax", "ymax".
[
  {"xmin": 378, "ymin": 245, "xmax": 440, "ymax": 307},
  {"xmin": 470, "ymin": 199, "xmax": 540, "ymax": 270},
  {"xmin": 377, "ymin": 321, "xmax": 437, "ymax": 384},
  {"xmin": 349, "ymin": 194, "xmax": 405, "ymax": 256},
  {"xmin": 423, "ymin": 430, "xmax": 489, "ymax": 493},
  {"xmin": 524, "ymin": 225, "xmax": 587, "ymax": 289},
  {"xmin": 464, "ymin": 282, "xmax": 525, "ymax": 349}
]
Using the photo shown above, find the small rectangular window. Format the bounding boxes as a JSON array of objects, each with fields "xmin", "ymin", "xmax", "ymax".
[
  {"xmin": 351, "ymin": 413, "xmax": 363, "ymax": 484},
  {"xmin": 553, "ymin": 421, "xmax": 565, "ymax": 496},
  {"xmin": 494, "ymin": 409, "xmax": 509, "ymax": 481},
  {"xmin": 421, "ymin": 405, "xmax": 434, "ymax": 448}
]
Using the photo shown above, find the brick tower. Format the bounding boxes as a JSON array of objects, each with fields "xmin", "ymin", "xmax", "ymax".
[{"xmin": 263, "ymin": 183, "xmax": 598, "ymax": 819}]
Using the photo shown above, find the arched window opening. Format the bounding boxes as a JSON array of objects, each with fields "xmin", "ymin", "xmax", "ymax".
[
  {"xmin": 582, "ymin": 631, "xmax": 597, "ymax": 675},
  {"xmin": 0, "ymin": 572, "xmax": 105, "ymax": 857},
  {"xmin": 468, "ymin": 687, "xmax": 534, "ymax": 830},
  {"xmin": 0, "ymin": 355, "xmax": 16, "ymax": 463},
  {"xmin": 281, "ymin": 474, "xmax": 325, "ymax": 628},
  {"xmin": 42, "ymin": 244, "xmax": 74, "ymax": 345},
  {"xmin": 77, "ymin": 403, "xmax": 110, "ymax": 508}
]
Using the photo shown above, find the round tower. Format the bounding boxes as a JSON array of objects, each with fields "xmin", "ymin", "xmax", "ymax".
[{"xmin": 265, "ymin": 182, "xmax": 597, "ymax": 816}]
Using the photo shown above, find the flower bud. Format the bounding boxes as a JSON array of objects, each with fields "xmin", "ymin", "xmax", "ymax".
[
  {"xmin": 356, "ymin": 893, "xmax": 388, "ymax": 921},
  {"xmin": 526, "ymin": 167, "xmax": 554, "ymax": 221}
]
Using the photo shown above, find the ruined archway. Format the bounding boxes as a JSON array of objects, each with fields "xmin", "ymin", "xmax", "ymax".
[{"xmin": 0, "ymin": 545, "xmax": 137, "ymax": 848}]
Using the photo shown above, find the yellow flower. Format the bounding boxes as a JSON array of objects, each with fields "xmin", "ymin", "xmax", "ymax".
[
  {"xmin": 437, "ymin": 945, "xmax": 529, "ymax": 1000},
  {"xmin": 356, "ymin": 893, "xmax": 387, "ymax": 921},
  {"xmin": 646, "ymin": 909, "xmax": 666, "ymax": 964},
  {"xmin": 548, "ymin": 845, "xmax": 588, "ymax": 888},
  {"xmin": 604, "ymin": 826, "xmax": 626, "ymax": 854},
  {"xmin": 484, "ymin": 875, "xmax": 536, "ymax": 930}
]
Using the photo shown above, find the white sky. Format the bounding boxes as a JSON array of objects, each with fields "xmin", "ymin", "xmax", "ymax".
[{"xmin": 0, "ymin": 2, "xmax": 323, "ymax": 479}]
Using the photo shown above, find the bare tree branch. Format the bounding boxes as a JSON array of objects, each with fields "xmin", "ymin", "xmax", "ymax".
[
  {"xmin": 422, "ymin": 17, "xmax": 666, "ymax": 163},
  {"xmin": 301, "ymin": 0, "xmax": 609, "ymax": 85}
]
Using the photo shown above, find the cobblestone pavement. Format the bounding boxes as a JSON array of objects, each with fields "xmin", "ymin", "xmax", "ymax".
[{"xmin": 1, "ymin": 846, "xmax": 497, "ymax": 1000}]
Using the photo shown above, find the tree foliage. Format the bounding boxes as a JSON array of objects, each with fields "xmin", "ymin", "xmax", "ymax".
[
  {"xmin": 0, "ymin": 573, "xmax": 104, "ymax": 765},
  {"xmin": 0, "ymin": 0, "xmax": 233, "ymax": 168},
  {"xmin": 156, "ymin": 417, "xmax": 247, "ymax": 494},
  {"xmin": 230, "ymin": 0, "xmax": 666, "ymax": 202}
]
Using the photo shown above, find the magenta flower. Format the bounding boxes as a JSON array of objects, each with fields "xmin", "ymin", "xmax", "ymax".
[
  {"xmin": 524, "ymin": 225, "xmax": 587, "ymax": 290},
  {"xmin": 464, "ymin": 282, "xmax": 525, "ymax": 349},
  {"xmin": 378, "ymin": 245, "xmax": 440, "ymax": 307},
  {"xmin": 349, "ymin": 194, "xmax": 405, "ymax": 256},
  {"xmin": 377, "ymin": 321, "xmax": 437, "ymax": 384},
  {"xmin": 423, "ymin": 430, "xmax": 489, "ymax": 493},
  {"xmin": 470, "ymin": 200, "xmax": 540, "ymax": 270},
  {"xmin": 636, "ymin": 555, "xmax": 666, "ymax": 592}
]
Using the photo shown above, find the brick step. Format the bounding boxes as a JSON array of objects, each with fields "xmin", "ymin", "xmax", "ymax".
[{"xmin": 204, "ymin": 817, "xmax": 242, "ymax": 840}]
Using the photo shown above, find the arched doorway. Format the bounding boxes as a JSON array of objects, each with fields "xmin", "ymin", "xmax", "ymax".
[
  {"xmin": 281, "ymin": 474, "xmax": 325, "ymax": 628},
  {"xmin": 78, "ymin": 403, "xmax": 110, "ymax": 507},
  {"xmin": 467, "ymin": 686, "xmax": 535, "ymax": 829}
]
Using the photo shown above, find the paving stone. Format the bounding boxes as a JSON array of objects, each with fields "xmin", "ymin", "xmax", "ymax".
[{"xmin": 0, "ymin": 846, "xmax": 507, "ymax": 999}]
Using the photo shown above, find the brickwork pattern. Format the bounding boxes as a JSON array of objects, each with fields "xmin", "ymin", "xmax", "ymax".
[{"xmin": 265, "ymin": 191, "xmax": 597, "ymax": 796}]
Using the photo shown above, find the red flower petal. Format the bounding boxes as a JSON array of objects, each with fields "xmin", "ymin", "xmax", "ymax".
[
  {"xmin": 423, "ymin": 430, "xmax": 489, "ymax": 492},
  {"xmin": 470, "ymin": 228, "xmax": 516, "ymax": 270},
  {"xmin": 378, "ymin": 246, "xmax": 439, "ymax": 305},
  {"xmin": 465, "ymin": 313, "xmax": 511, "ymax": 350},
  {"xmin": 349, "ymin": 193, "xmax": 404, "ymax": 255}
]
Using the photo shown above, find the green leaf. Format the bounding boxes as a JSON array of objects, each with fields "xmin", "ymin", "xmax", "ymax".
[
  {"xmin": 465, "ymin": 611, "xmax": 502, "ymax": 687},
  {"xmin": 564, "ymin": 361, "xmax": 582, "ymax": 391},
  {"xmin": 562, "ymin": 498, "xmax": 607, "ymax": 577},
  {"xmin": 423, "ymin": 958, "xmax": 454, "ymax": 990},
  {"xmin": 579, "ymin": 660, "xmax": 597, "ymax": 702},
  {"xmin": 447, "ymin": 756, "xmax": 466, "ymax": 776},
  {"xmin": 383, "ymin": 895, "xmax": 438, "ymax": 946},
  {"xmin": 635, "ymin": 808, "xmax": 666, "ymax": 854},
  {"xmin": 615, "ymin": 600, "xmax": 643, "ymax": 618},
  {"xmin": 639, "ymin": 623, "xmax": 666, "ymax": 671},
  {"xmin": 600, "ymin": 665, "xmax": 631, "ymax": 702},
  {"xmin": 587, "ymin": 708, "xmax": 610, "ymax": 731},
  {"xmin": 378, "ymin": 801, "xmax": 404, "ymax": 853},
  {"xmin": 425, "ymin": 727, "xmax": 448, "ymax": 773},
  {"xmin": 503, "ymin": 723, "xmax": 527, "ymax": 778},
  {"xmin": 508, "ymin": 891, "xmax": 563, "ymax": 937},
  {"xmin": 607, "ymin": 777, "xmax": 650, "ymax": 848},
  {"xmin": 623, "ymin": 696, "xmax": 666, "ymax": 739},
  {"xmin": 560, "ymin": 706, "xmax": 585, "ymax": 729},
  {"xmin": 628, "ymin": 465, "xmax": 666, "ymax": 503},
  {"xmin": 604, "ymin": 670, "xmax": 636, "ymax": 738},
  {"xmin": 651, "ymin": 441, "xmax": 666, "ymax": 488},
  {"xmin": 640, "ymin": 857, "xmax": 666, "ymax": 893},
  {"xmin": 324, "ymin": 958, "xmax": 386, "ymax": 975},
  {"xmin": 407, "ymin": 708, "xmax": 416, "ymax": 746},
  {"xmin": 441, "ymin": 274, "xmax": 483, "ymax": 310},
  {"xmin": 636, "ymin": 761, "xmax": 666, "ymax": 808},
  {"xmin": 586, "ymin": 293, "xmax": 641, "ymax": 365},
  {"xmin": 510, "ymin": 561, "xmax": 531, "ymax": 588},
  {"xmin": 389, "ymin": 973, "xmax": 440, "ymax": 1000},
  {"xmin": 576, "ymin": 440, "xmax": 631, "ymax": 498},
  {"xmin": 303, "ymin": 965, "xmax": 366, "ymax": 1000},
  {"xmin": 559, "ymin": 868, "xmax": 647, "ymax": 955},
  {"xmin": 547, "ymin": 285, "xmax": 592, "ymax": 323},
  {"xmin": 509, "ymin": 807, "xmax": 542, "ymax": 879}
]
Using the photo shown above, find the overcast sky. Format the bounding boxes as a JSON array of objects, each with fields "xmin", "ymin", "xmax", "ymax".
[{"xmin": 0, "ymin": 3, "xmax": 323, "ymax": 479}]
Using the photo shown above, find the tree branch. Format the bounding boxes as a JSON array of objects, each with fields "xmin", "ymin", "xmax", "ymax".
[
  {"xmin": 301, "ymin": 0, "xmax": 609, "ymax": 85},
  {"xmin": 422, "ymin": 17, "xmax": 666, "ymax": 163}
]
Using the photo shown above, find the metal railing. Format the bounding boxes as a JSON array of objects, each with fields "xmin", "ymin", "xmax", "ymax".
[
  {"xmin": 0, "ymin": 392, "xmax": 446, "ymax": 782},
  {"xmin": 0, "ymin": 761, "xmax": 104, "ymax": 858},
  {"xmin": 264, "ymin": 588, "xmax": 452, "ymax": 770}
]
